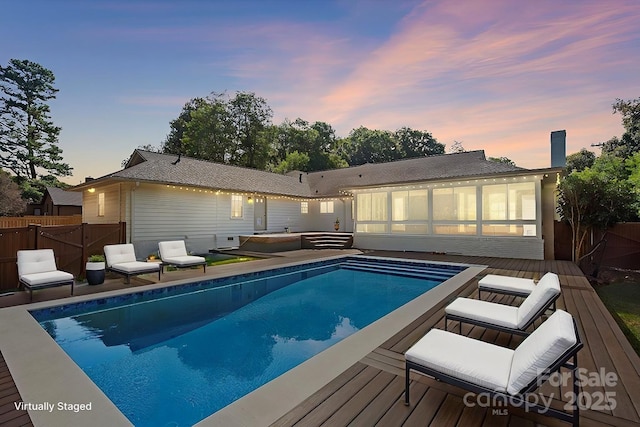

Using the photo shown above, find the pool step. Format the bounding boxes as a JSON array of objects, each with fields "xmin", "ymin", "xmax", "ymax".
[
  {"xmin": 301, "ymin": 233, "xmax": 353, "ymax": 249},
  {"xmin": 342, "ymin": 259, "xmax": 460, "ymax": 277},
  {"xmin": 341, "ymin": 261, "xmax": 457, "ymax": 281}
]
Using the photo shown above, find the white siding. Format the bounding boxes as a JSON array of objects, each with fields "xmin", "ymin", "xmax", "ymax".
[
  {"xmin": 129, "ymin": 184, "xmax": 254, "ymax": 254},
  {"xmin": 82, "ymin": 184, "xmax": 121, "ymax": 224},
  {"xmin": 300, "ymin": 199, "xmax": 351, "ymax": 232},
  {"xmin": 265, "ymin": 199, "xmax": 302, "ymax": 233}
]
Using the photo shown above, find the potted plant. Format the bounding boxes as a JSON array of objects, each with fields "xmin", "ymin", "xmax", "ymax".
[
  {"xmin": 86, "ymin": 254, "xmax": 105, "ymax": 285},
  {"xmin": 334, "ymin": 217, "xmax": 340, "ymax": 231}
]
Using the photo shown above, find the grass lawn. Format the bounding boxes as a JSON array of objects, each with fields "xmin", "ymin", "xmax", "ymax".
[
  {"xmin": 206, "ymin": 255, "xmax": 259, "ymax": 266},
  {"xmin": 595, "ymin": 275, "xmax": 640, "ymax": 356}
]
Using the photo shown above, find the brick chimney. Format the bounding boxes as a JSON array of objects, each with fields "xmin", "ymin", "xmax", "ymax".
[{"xmin": 550, "ymin": 130, "xmax": 566, "ymax": 167}]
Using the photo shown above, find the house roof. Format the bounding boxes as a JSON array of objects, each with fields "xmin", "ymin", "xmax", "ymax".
[
  {"xmin": 73, "ymin": 149, "xmax": 547, "ymax": 198},
  {"xmin": 45, "ymin": 187, "xmax": 83, "ymax": 206},
  {"xmin": 305, "ymin": 150, "xmax": 524, "ymax": 196}
]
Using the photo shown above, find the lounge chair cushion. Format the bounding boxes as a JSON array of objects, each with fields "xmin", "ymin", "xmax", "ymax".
[
  {"xmin": 17, "ymin": 249, "xmax": 59, "ymax": 276},
  {"xmin": 109, "ymin": 261, "xmax": 159, "ymax": 274},
  {"xmin": 406, "ymin": 328, "xmax": 513, "ymax": 392},
  {"xmin": 516, "ymin": 273, "xmax": 560, "ymax": 328},
  {"xmin": 162, "ymin": 255, "xmax": 206, "ymax": 266},
  {"xmin": 104, "ymin": 244, "xmax": 137, "ymax": 267},
  {"xmin": 445, "ymin": 297, "xmax": 519, "ymax": 329},
  {"xmin": 508, "ymin": 310, "xmax": 577, "ymax": 394},
  {"xmin": 158, "ymin": 241, "xmax": 189, "ymax": 259},
  {"xmin": 20, "ymin": 270, "xmax": 74, "ymax": 287},
  {"xmin": 478, "ymin": 274, "xmax": 536, "ymax": 295}
]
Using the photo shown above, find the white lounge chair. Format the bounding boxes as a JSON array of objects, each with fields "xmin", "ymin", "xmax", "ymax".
[
  {"xmin": 445, "ymin": 272, "xmax": 561, "ymax": 335},
  {"xmin": 478, "ymin": 271, "xmax": 558, "ymax": 311},
  {"xmin": 104, "ymin": 244, "xmax": 161, "ymax": 284},
  {"xmin": 17, "ymin": 249, "xmax": 74, "ymax": 301},
  {"xmin": 405, "ymin": 309, "xmax": 582, "ymax": 426},
  {"xmin": 158, "ymin": 241, "xmax": 206, "ymax": 273}
]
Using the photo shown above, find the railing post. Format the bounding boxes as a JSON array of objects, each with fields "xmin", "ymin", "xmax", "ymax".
[{"xmin": 33, "ymin": 224, "xmax": 41, "ymax": 249}]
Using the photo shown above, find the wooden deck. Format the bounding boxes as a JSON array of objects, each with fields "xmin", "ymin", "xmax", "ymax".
[
  {"xmin": 1, "ymin": 250, "xmax": 639, "ymax": 426},
  {"xmin": 272, "ymin": 251, "xmax": 640, "ymax": 427}
]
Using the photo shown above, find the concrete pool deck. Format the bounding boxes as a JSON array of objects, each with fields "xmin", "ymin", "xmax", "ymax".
[{"xmin": 0, "ymin": 249, "xmax": 482, "ymax": 426}]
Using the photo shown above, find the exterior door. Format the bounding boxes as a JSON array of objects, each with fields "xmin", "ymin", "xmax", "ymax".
[{"xmin": 253, "ymin": 197, "xmax": 267, "ymax": 231}]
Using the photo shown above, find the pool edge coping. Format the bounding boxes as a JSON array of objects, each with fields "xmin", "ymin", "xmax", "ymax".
[{"xmin": 0, "ymin": 253, "xmax": 484, "ymax": 427}]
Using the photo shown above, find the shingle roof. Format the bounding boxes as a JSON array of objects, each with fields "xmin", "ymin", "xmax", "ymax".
[
  {"xmin": 78, "ymin": 149, "xmax": 526, "ymax": 198},
  {"xmin": 45, "ymin": 187, "xmax": 83, "ymax": 206},
  {"xmin": 110, "ymin": 151, "xmax": 312, "ymax": 197},
  {"xmin": 305, "ymin": 150, "xmax": 524, "ymax": 196}
]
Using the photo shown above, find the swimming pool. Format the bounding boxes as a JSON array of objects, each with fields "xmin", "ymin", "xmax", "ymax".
[{"xmin": 28, "ymin": 256, "xmax": 469, "ymax": 426}]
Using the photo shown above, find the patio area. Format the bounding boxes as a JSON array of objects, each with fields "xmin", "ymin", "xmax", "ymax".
[{"xmin": 2, "ymin": 250, "xmax": 640, "ymax": 426}]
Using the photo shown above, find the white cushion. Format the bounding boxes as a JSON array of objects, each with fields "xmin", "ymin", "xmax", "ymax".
[
  {"xmin": 406, "ymin": 328, "xmax": 513, "ymax": 392},
  {"xmin": 109, "ymin": 261, "xmax": 159, "ymax": 273},
  {"xmin": 516, "ymin": 273, "xmax": 560, "ymax": 328},
  {"xmin": 104, "ymin": 244, "xmax": 137, "ymax": 267},
  {"xmin": 508, "ymin": 310, "xmax": 577, "ymax": 394},
  {"xmin": 162, "ymin": 255, "xmax": 206, "ymax": 266},
  {"xmin": 445, "ymin": 297, "xmax": 519, "ymax": 329},
  {"xmin": 20, "ymin": 270, "xmax": 74, "ymax": 287},
  {"xmin": 17, "ymin": 249, "xmax": 58, "ymax": 276},
  {"xmin": 478, "ymin": 274, "xmax": 536, "ymax": 295},
  {"xmin": 158, "ymin": 241, "xmax": 189, "ymax": 259}
]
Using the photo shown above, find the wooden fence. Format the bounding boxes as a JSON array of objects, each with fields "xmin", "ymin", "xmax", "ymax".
[
  {"xmin": 554, "ymin": 221, "xmax": 640, "ymax": 273},
  {"xmin": 0, "ymin": 222, "xmax": 125, "ymax": 292},
  {"xmin": 0, "ymin": 215, "xmax": 83, "ymax": 228}
]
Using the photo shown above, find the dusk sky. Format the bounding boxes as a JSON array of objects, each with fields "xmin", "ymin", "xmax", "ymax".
[{"xmin": 3, "ymin": 0, "xmax": 639, "ymax": 184}]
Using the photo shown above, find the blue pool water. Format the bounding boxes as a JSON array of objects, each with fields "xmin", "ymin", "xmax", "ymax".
[{"xmin": 32, "ymin": 257, "xmax": 464, "ymax": 426}]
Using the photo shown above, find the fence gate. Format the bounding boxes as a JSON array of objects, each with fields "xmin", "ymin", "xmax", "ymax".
[{"xmin": 0, "ymin": 222, "xmax": 125, "ymax": 292}]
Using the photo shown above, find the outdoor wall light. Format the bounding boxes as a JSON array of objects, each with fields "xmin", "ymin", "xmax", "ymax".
[{"xmin": 88, "ymin": 188, "xmax": 96, "ymax": 193}]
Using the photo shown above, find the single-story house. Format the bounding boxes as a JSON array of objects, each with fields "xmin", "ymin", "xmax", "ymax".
[
  {"xmin": 27, "ymin": 186, "xmax": 83, "ymax": 216},
  {"xmin": 71, "ymin": 144, "xmax": 563, "ymax": 260}
]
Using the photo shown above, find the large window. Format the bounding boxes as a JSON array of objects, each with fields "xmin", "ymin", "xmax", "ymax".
[
  {"xmin": 432, "ymin": 186, "xmax": 476, "ymax": 220},
  {"xmin": 231, "ymin": 194, "xmax": 243, "ymax": 218},
  {"xmin": 356, "ymin": 192, "xmax": 388, "ymax": 233},
  {"xmin": 482, "ymin": 182, "xmax": 536, "ymax": 236},
  {"xmin": 320, "ymin": 201, "xmax": 334, "ymax": 213},
  {"xmin": 391, "ymin": 190, "xmax": 428, "ymax": 234}
]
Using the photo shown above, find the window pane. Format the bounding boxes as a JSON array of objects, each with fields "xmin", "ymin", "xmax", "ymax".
[
  {"xmin": 356, "ymin": 223, "xmax": 387, "ymax": 233},
  {"xmin": 482, "ymin": 184, "xmax": 507, "ymax": 220},
  {"xmin": 231, "ymin": 195, "xmax": 243, "ymax": 218},
  {"xmin": 433, "ymin": 186, "xmax": 475, "ymax": 220},
  {"xmin": 392, "ymin": 191, "xmax": 408, "ymax": 221},
  {"xmin": 371, "ymin": 192, "xmax": 387, "ymax": 221},
  {"xmin": 508, "ymin": 182, "xmax": 536, "ymax": 220},
  {"xmin": 482, "ymin": 224, "xmax": 536, "ymax": 236},
  {"xmin": 433, "ymin": 224, "xmax": 477, "ymax": 235},
  {"xmin": 357, "ymin": 194, "xmax": 371, "ymax": 221},
  {"xmin": 300, "ymin": 202, "xmax": 308, "ymax": 214},
  {"xmin": 408, "ymin": 190, "xmax": 428, "ymax": 220},
  {"xmin": 391, "ymin": 223, "xmax": 428, "ymax": 234},
  {"xmin": 98, "ymin": 193, "xmax": 105, "ymax": 217}
]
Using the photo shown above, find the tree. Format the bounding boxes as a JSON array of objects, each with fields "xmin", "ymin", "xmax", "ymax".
[
  {"xmin": 0, "ymin": 59, "xmax": 71, "ymax": 180},
  {"xmin": 395, "ymin": 127, "xmax": 445, "ymax": 158},
  {"xmin": 449, "ymin": 140, "xmax": 465, "ymax": 153},
  {"xmin": 565, "ymin": 148, "xmax": 595, "ymax": 172},
  {"xmin": 556, "ymin": 156, "xmax": 635, "ymax": 262},
  {"xmin": 228, "ymin": 91, "xmax": 272, "ymax": 169},
  {"xmin": 182, "ymin": 93, "xmax": 234, "ymax": 163},
  {"xmin": 271, "ymin": 150, "xmax": 310, "ymax": 174},
  {"xmin": 344, "ymin": 127, "xmax": 401, "ymax": 165},
  {"xmin": 0, "ymin": 169, "xmax": 26, "ymax": 216},
  {"xmin": 162, "ymin": 97, "xmax": 207, "ymax": 155},
  {"xmin": 600, "ymin": 97, "xmax": 640, "ymax": 159},
  {"xmin": 488, "ymin": 156, "xmax": 516, "ymax": 166}
]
